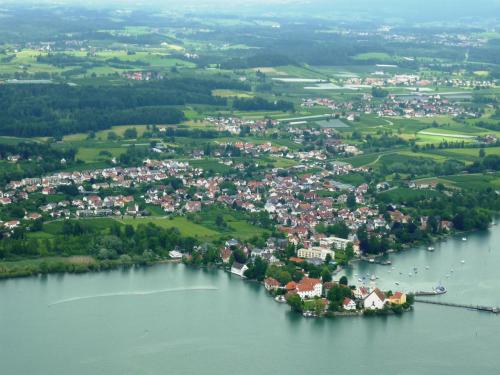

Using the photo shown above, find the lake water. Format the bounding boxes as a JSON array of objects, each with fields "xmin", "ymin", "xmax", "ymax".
[{"xmin": 1, "ymin": 226, "xmax": 499, "ymax": 375}]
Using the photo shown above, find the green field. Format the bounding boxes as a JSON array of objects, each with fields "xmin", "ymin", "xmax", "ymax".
[
  {"xmin": 352, "ymin": 52, "xmax": 393, "ymax": 62},
  {"xmin": 440, "ymin": 173, "xmax": 500, "ymax": 190},
  {"xmin": 116, "ymin": 216, "xmax": 220, "ymax": 239},
  {"xmin": 76, "ymin": 147, "xmax": 126, "ymax": 163},
  {"xmin": 378, "ymin": 187, "xmax": 442, "ymax": 203}
]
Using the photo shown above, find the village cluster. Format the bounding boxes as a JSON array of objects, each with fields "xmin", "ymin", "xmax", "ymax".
[{"xmin": 302, "ymin": 91, "xmax": 480, "ymax": 119}]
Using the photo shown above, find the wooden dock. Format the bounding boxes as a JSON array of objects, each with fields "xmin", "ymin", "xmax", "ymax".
[{"xmin": 415, "ymin": 299, "xmax": 500, "ymax": 313}]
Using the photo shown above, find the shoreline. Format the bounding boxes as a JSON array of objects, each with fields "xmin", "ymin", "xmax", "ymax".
[{"xmin": 0, "ymin": 219, "xmax": 497, "ymax": 281}]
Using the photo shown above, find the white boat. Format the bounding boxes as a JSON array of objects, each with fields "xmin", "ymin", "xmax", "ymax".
[
  {"xmin": 427, "ymin": 246, "xmax": 435, "ymax": 251},
  {"xmin": 274, "ymin": 295, "xmax": 286, "ymax": 303},
  {"xmin": 462, "ymin": 237, "xmax": 467, "ymax": 241},
  {"xmin": 425, "ymin": 266, "xmax": 430, "ymax": 270},
  {"xmin": 370, "ymin": 274, "xmax": 376, "ymax": 281},
  {"xmin": 461, "ymin": 260, "xmax": 465, "ymax": 264}
]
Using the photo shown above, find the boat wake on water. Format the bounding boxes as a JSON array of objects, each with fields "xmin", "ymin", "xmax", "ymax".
[{"xmin": 49, "ymin": 286, "xmax": 219, "ymax": 306}]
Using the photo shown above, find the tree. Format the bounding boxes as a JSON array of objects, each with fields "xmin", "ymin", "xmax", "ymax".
[
  {"xmin": 286, "ymin": 293, "xmax": 304, "ymax": 313},
  {"xmin": 327, "ymin": 284, "xmax": 353, "ymax": 311},
  {"xmin": 479, "ymin": 147, "xmax": 486, "ymax": 158},
  {"xmin": 107, "ymin": 131, "xmax": 119, "ymax": 141},
  {"xmin": 123, "ymin": 127, "xmax": 138, "ymax": 139},
  {"xmin": 347, "ymin": 192, "xmax": 357, "ymax": 210},
  {"xmin": 232, "ymin": 248, "xmax": 246, "ymax": 264},
  {"xmin": 215, "ymin": 214, "xmax": 226, "ymax": 228},
  {"xmin": 124, "ymin": 224, "xmax": 135, "ymax": 237},
  {"xmin": 339, "ymin": 276, "xmax": 348, "ymax": 286},
  {"xmin": 244, "ymin": 256, "xmax": 268, "ymax": 281},
  {"xmin": 321, "ymin": 267, "xmax": 332, "ymax": 282},
  {"xmin": 371, "ymin": 86, "xmax": 389, "ymax": 98}
]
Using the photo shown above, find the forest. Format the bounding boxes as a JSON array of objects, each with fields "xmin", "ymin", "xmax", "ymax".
[{"xmin": 0, "ymin": 77, "xmax": 248, "ymax": 136}]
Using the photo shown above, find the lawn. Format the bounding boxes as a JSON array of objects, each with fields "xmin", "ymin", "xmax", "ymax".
[
  {"xmin": 352, "ymin": 52, "xmax": 393, "ymax": 62},
  {"xmin": 116, "ymin": 216, "xmax": 220, "ymax": 239},
  {"xmin": 0, "ymin": 256, "xmax": 96, "ymax": 273},
  {"xmin": 63, "ymin": 125, "xmax": 151, "ymax": 142},
  {"xmin": 378, "ymin": 187, "xmax": 442, "ymax": 203},
  {"xmin": 268, "ymin": 157, "xmax": 298, "ymax": 168},
  {"xmin": 43, "ymin": 218, "xmax": 118, "ymax": 235},
  {"xmin": 76, "ymin": 147, "xmax": 126, "ymax": 163}
]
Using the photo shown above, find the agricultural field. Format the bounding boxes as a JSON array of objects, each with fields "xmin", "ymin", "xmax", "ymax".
[
  {"xmin": 440, "ymin": 173, "xmax": 500, "ymax": 190},
  {"xmin": 212, "ymin": 89, "xmax": 254, "ymax": 98}
]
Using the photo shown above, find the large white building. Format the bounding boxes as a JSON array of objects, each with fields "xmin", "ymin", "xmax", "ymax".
[
  {"xmin": 296, "ymin": 278, "xmax": 323, "ymax": 299},
  {"xmin": 320, "ymin": 236, "xmax": 351, "ymax": 251},
  {"xmin": 297, "ymin": 246, "xmax": 335, "ymax": 261}
]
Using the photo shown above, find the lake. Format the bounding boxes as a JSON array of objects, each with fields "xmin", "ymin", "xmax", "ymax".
[{"xmin": 1, "ymin": 226, "xmax": 499, "ymax": 375}]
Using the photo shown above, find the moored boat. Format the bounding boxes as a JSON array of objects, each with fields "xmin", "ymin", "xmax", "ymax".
[{"xmin": 415, "ymin": 285, "xmax": 447, "ymax": 296}]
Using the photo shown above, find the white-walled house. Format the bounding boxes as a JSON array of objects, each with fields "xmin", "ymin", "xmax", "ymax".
[
  {"xmin": 296, "ymin": 278, "xmax": 323, "ymax": 299},
  {"xmin": 231, "ymin": 262, "xmax": 249, "ymax": 277},
  {"xmin": 343, "ymin": 297, "xmax": 357, "ymax": 311},
  {"xmin": 363, "ymin": 288, "xmax": 386, "ymax": 310}
]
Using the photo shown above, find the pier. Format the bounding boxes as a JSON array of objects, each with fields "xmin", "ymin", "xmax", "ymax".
[{"xmin": 415, "ymin": 299, "xmax": 500, "ymax": 313}]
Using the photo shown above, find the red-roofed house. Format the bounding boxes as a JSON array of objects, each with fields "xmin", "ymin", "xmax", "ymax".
[
  {"xmin": 264, "ymin": 277, "xmax": 280, "ymax": 291},
  {"xmin": 388, "ymin": 291, "xmax": 407, "ymax": 305},
  {"xmin": 296, "ymin": 277, "xmax": 322, "ymax": 299},
  {"xmin": 343, "ymin": 297, "xmax": 357, "ymax": 311}
]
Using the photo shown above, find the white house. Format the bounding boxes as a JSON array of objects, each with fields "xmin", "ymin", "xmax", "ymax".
[
  {"xmin": 231, "ymin": 262, "xmax": 248, "ymax": 277},
  {"xmin": 296, "ymin": 278, "xmax": 323, "ymax": 299},
  {"xmin": 363, "ymin": 288, "xmax": 386, "ymax": 310},
  {"xmin": 343, "ymin": 297, "xmax": 357, "ymax": 311}
]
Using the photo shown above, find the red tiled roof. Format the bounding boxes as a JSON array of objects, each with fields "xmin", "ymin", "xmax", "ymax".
[
  {"xmin": 264, "ymin": 277, "xmax": 280, "ymax": 287},
  {"xmin": 296, "ymin": 277, "xmax": 321, "ymax": 292},
  {"xmin": 343, "ymin": 297, "xmax": 353, "ymax": 306}
]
